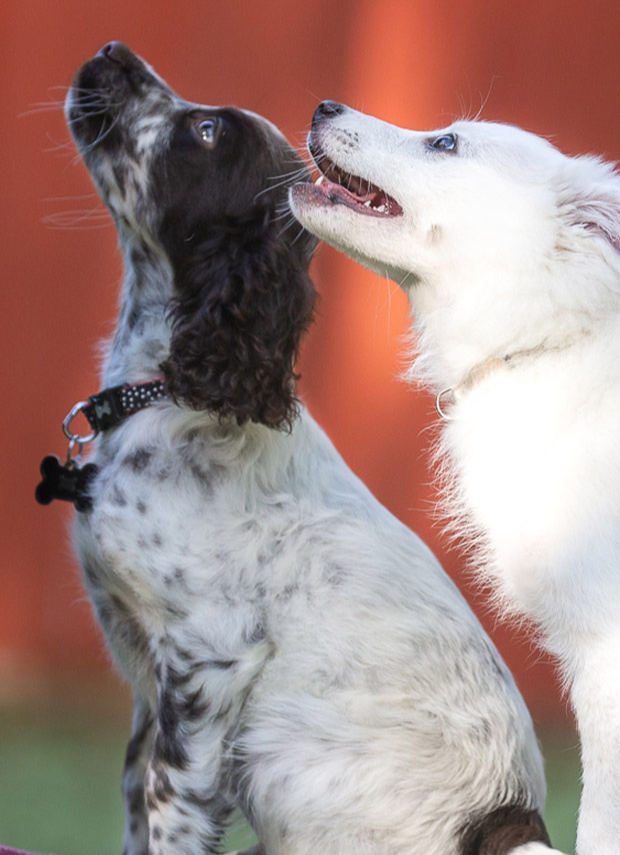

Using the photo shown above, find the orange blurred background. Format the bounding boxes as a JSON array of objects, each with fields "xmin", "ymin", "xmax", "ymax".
[{"xmin": 4, "ymin": 0, "xmax": 620, "ymax": 727}]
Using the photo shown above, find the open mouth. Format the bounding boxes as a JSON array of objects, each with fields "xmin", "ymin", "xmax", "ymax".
[{"xmin": 310, "ymin": 154, "xmax": 403, "ymax": 218}]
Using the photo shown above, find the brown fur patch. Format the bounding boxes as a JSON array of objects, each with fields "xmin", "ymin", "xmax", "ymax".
[{"xmin": 460, "ymin": 805, "xmax": 551, "ymax": 855}]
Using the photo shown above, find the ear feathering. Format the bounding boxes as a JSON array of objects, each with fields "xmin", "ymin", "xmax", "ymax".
[
  {"xmin": 559, "ymin": 156, "xmax": 620, "ymax": 255},
  {"xmin": 160, "ymin": 209, "xmax": 316, "ymax": 431}
]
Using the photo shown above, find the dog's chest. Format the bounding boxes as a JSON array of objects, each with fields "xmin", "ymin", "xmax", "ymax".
[{"xmin": 74, "ymin": 424, "xmax": 303, "ymax": 620}]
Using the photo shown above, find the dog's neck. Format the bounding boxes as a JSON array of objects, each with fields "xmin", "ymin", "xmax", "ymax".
[
  {"xmin": 102, "ymin": 241, "xmax": 175, "ymax": 388},
  {"xmin": 434, "ymin": 343, "xmax": 557, "ymax": 420}
]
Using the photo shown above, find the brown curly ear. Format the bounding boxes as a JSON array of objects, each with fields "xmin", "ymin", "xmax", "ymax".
[{"xmin": 161, "ymin": 216, "xmax": 316, "ymax": 430}]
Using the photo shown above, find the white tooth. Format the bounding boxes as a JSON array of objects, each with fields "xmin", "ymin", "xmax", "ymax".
[
  {"xmin": 364, "ymin": 200, "xmax": 372, "ymax": 207},
  {"xmin": 377, "ymin": 204, "xmax": 386, "ymax": 213},
  {"xmin": 315, "ymin": 175, "xmax": 325, "ymax": 186}
]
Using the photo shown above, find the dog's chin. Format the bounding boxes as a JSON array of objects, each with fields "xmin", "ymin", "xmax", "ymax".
[{"xmin": 289, "ymin": 183, "xmax": 409, "ymax": 283}]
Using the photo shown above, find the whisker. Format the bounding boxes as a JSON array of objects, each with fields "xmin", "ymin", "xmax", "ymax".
[
  {"xmin": 19, "ymin": 102, "xmax": 67, "ymax": 117},
  {"xmin": 42, "ymin": 208, "xmax": 112, "ymax": 230},
  {"xmin": 289, "ymin": 223, "xmax": 307, "ymax": 246},
  {"xmin": 76, "ymin": 112, "xmax": 121, "ymax": 158},
  {"xmin": 20, "ymin": 92, "xmax": 116, "ymax": 119},
  {"xmin": 41, "ymin": 193, "xmax": 101, "ymax": 202},
  {"xmin": 473, "ymin": 76, "xmax": 499, "ymax": 122},
  {"xmin": 66, "ymin": 107, "xmax": 116, "ymax": 125},
  {"xmin": 254, "ymin": 166, "xmax": 312, "ymax": 201},
  {"xmin": 42, "ymin": 133, "xmax": 77, "ymax": 155},
  {"xmin": 276, "ymin": 215, "xmax": 298, "ymax": 236}
]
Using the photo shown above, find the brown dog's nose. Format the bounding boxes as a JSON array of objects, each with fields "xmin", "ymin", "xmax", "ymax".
[
  {"xmin": 312, "ymin": 101, "xmax": 346, "ymax": 126},
  {"xmin": 98, "ymin": 41, "xmax": 135, "ymax": 67}
]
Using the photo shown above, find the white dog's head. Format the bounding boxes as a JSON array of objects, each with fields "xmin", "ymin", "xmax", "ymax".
[{"xmin": 290, "ymin": 102, "xmax": 620, "ymax": 387}]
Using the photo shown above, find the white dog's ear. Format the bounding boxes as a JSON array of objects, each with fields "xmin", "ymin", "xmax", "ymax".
[{"xmin": 561, "ymin": 157, "xmax": 620, "ymax": 253}]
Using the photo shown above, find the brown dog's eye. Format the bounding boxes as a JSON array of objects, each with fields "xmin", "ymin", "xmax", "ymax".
[{"xmin": 195, "ymin": 118, "xmax": 220, "ymax": 147}]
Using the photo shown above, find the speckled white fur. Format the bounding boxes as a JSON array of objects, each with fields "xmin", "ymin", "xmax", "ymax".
[
  {"xmin": 291, "ymin": 104, "xmax": 620, "ymax": 855},
  {"xmin": 77, "ymin": 403, "xmax": 550, "ymax": 855}
]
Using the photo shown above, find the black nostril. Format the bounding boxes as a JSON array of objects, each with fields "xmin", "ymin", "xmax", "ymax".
[
  {"xmin": 98, "ymin": 41, "xmax": 133, "ymax": 67},
  {"xmin": 312, "ymin": 100, "xmax": 346, "ymax": 125}
]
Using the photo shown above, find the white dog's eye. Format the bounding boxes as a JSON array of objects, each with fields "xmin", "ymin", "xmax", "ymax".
[
  {"xmin": 195, "ymin": 118, "xmax": 220, "ymax": 147},
  {"xmin": 427, "ymin": 133, "xmax": 458, "ymax": 153}
]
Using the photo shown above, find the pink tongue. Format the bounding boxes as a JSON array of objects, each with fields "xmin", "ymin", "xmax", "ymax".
[{"xmin": 316, "ymin": 177, "xmax": 403, "ymax": 215}]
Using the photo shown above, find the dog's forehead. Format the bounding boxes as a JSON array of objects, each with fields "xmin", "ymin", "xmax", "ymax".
[
  {"xmin": 329, "ymin": 107, "xmax": 564, "ymax": 174},
  {"xmin": 242, "ymin": 109, "xmax": 289, "ymax": 145},
  {"xmin": 137, "ymin": 101, "xmax": 290, "ymax": 159},
  {"xmin": 450, "ymin": 120, "xmax": 558, "ymax": 154}
]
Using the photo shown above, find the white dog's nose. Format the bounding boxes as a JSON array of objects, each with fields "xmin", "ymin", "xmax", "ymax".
[{"xmin": 312, "ymin": 100, "xmax": 346, "ymax": 125}]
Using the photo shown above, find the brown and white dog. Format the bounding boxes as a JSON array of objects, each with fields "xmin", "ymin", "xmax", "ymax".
[{"xmin": 64, "ymin": 52, "xmax": 560, "ymax": 855}]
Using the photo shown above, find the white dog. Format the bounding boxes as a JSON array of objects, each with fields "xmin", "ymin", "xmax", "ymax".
[{"xmin": 290, "ymin": 101, "xmax": 620, "ymax": 855}]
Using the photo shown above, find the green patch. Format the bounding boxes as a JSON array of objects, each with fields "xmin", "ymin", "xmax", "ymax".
[{"xmin": 0, "ymin": 714, "xmax": 578, "ymax": 854}]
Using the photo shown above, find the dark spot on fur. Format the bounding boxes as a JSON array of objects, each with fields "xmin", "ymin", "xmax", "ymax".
[
  {"xmin": 136, "ymin": 499, "xmax": 147, "ymax": 514},
  {"xmin": 212, "ymin": 700, "xmax": 233, "ymax": 723},
  {"xmin": 123, "ymin": 447, "xmax": 153, "ymax": 472},
  {"xmin": 112, "ymin": 163, "xmax": 127, "ymax": 196},
  {"xmin": 190, "ymin": 462, "xmax": 210, "ymax": 483},
  {"xmin": 324, "ymin": 565, "xmax": 346, "ymax": 587},
  {"xmin": 156, "ymin": 465, "xmax": 172, "ymax": 482},
  {"xmin": 153, "ymin": 532, "xmax": 163, "ymax": 547},
  {"xmin": 126, "ymin": 306, "xmax": 141, "ymax": 331},
  {"xmin": 127, "ymin": 785, "xmax": 146, "ymax": 816},
  {"xmin": 125, "ymin": 711, "xmax": 154, "ymax": 768},
  {"xmin": 209, "ymin": 659, "xmax": 237, "ymax": 670},
  {"xmin": 82, "ymin": 558, "xmax": 101, "ymax": 586},
  {"xmin": 460, "ymin": 805, "xmax": 551, "ymax": 855},
  {"xmin": 165, "ymin": 603, "xmax": 189, "ymax": 620},
  {"xmin": 110, "ymin": 594, "xmax": 128, "ymax": 612},
  {"xmin": 278, "ymin": 583, "xmax": 298, "ymax": 601},
  {"xmin": 244, "ymin": 623, "xmax": 266, "ymax": 644},
  {"xmin": 103, "ymin": 596, "xmax": 151, "ymax": 659},
  {"xmin": 154, "ymin": 668, "xmax": 211, "ymax": 769},
  {"xmin": 111, "ymin": 484, "xmax": 128, "ymax": 507},
  {"xmin": 175, "ymin": 646, "xmax": 195, "ymax": 663},
  {"xmin": 153, "ymin": 727, "xmax": 188, "ymax": 772},
  {"xmin": 166, "ymin": 665, "xmax": 192, "ymax": 688},
  {"xmin": 97, "ymin": 600, "xmax": 112, "ymax": 627},
  {"xmin": 182, "ymin": 791, "xmax": 234, "ymax": 850}
]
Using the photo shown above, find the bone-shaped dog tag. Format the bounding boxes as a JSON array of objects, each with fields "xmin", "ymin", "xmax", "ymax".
[{"xmin": 35, "ymin": 455, "xmax": 99, "ymax": 512}]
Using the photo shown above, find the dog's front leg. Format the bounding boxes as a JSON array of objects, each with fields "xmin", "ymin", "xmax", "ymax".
[
  {"xmin": 144, "ymin": 646, "xmax": 262, "ymax": 855},
  {"xmin": 122, "ymin": 694, "xmax": 155, "ymax": 855},
  {"xmin": 570, "ymin": 632, "xmax": 620, "ymax": 855}
]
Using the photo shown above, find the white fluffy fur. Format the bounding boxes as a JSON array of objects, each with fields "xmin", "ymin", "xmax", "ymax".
[{"xmin": 290, "ymin": 104, "xmax": 620, "ymax": 855}]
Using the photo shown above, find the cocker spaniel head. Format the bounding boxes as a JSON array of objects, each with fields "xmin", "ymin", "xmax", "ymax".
[{"xmin": 67, "ymin": 42, "xmax": 317, "ymax": 430}]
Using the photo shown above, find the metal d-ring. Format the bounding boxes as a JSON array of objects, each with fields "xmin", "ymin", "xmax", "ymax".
[
  {"xmin": 65, "ymin": 436, "xmax": 85, "ymax": 469},
  {"xmin": 62, "ymin": 401, "xmax": 98, "ymax": 444},
  {"xmin": 435, "ymin": 387, "xmax": 456, "ymax": 421}
]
